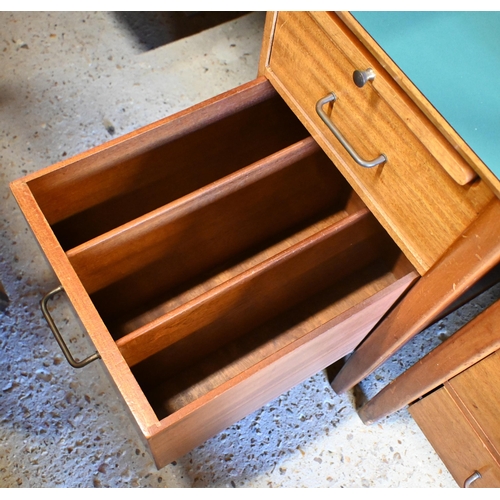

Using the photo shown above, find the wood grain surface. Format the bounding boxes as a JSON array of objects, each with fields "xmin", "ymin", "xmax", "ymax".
[
  {"xmin": 118, "ymin": 205, "xmax": 365, "ymax": 338},
  {"xmin": 79, "ymin": 145, "xmax": 358, "ymax": 332},
  {"xmin": 262, "ymin": 11, "xmax": 494, "ymax": 274},
  {"xmin": 117, "ymin": 208, "xmax": 383, "ymax": 367},
  {"xmin": 27, "ymin": 78, "xmax": 308, "ymax": 250},
  {"xmin": 145, "ymin": 268, "xmax": 416, "ymax": 468},
  {"xmin": 66, "ymin": 138, "xmax": 339, "ymax": 295},
  {"xmin": 447, "ymin": 349, "xmax": 500, "ymax": 462},
  {"xmin": 410, "ymin": 387, "xmax": 500, "ymax": 488},
  {"xmin": 147, "ymin": 265, "xmax": 418, "ymax": 417}
]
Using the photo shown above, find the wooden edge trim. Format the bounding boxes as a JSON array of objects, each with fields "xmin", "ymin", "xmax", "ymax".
[
  {"xmin": 358, "ymin": 298, "xmax": 500, "ymax": 424},
  {"xmin": 258, "ymin": 11, "xmax": 278, "ymax": 76},
  {"xmin": 117, "ymin": 207, "xmax": 374, "ymax": 367},
  {"xmin": 66, "ymin": 136, "xmax": 320, "ymax": 294},
  {"xmin": 334, "ymin": 11, "xmax": 493, "ymax": 190},
  {"xmin": 10, "ymin": 180, "xmax": 159, "ymax": 435}
]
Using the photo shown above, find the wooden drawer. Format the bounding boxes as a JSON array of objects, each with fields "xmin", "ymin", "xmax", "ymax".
[
  {"xmin": 264, "ymin": 11, "xmax": 494, "ymax": 275},
  {"xmin": 11, "ymin": 78, "xmax": 417, "ymax": 468},
  {"xmin": 447, "ymin": 350, "xmax": 500, "ymax": 461},
  {"xmin": 410, "ymin": 386, "xmax": 500, "ymax": 488}
]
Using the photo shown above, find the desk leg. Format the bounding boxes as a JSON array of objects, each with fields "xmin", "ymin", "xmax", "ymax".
[
  {"xmin": 332, "ymin": 198, "xmax": 500, "ymax": 395},
  {"xmin": 357, "ymin": 297, "xmax": 500, "ymax": 423}
]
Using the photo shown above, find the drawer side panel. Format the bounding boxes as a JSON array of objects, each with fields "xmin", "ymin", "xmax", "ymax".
[{"xmin": 146, "ymin": 274, "xmax": 415, "ymax": 468}]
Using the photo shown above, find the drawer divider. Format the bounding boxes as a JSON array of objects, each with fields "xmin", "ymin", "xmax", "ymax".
[
  {"xmin": 66, "ymin": 136, "xmax": 326, "ymax": 296},
  {"xmin": 116, "ymin": 207, "xmax": 382, "ymax": 368}
]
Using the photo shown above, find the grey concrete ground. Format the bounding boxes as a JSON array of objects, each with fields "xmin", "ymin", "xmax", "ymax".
[{"xmin": 0, "ymin": 11, "xmax": 498, "ymax": 488}]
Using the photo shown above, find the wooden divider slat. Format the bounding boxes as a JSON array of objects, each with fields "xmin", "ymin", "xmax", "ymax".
[
  {"xmin": 118, "ymin": 208, "xmax": 381, "ymax": 368},
  {"xmin": 28, "ymin": 78, "xmax": 307, "ymax": 229},
  {"xmin": 67, "ymin": 138, "xmax": 346, "ymax": 298}
]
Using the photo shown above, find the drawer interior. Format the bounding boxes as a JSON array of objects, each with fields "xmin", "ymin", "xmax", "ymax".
[
  {"xmin": 28, "ymin": 83, "xmax": 309, "ymax": 250},
  {"xmin": 69, "ymin": 138, "xmax": 358, "ymax": 340},
  {"xmin": 138, "ymin": 240, "xmax": 410, "ymax": 421},
  {"xmin": 21, "ymin": 80, "xmax": 416, "ymax": 457}
]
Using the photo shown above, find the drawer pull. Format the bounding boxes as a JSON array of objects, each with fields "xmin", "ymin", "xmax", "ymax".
[
  {"xmin": 41, "ymin": 286, "xmax": 101, "ymax": 369},
  {"xmin": 464, "ymin": 471, "xmax": 481, "ymax": 488},
  {"xmin": 316, "ymin": 93, "xmax": 387, "ymax": 168},
  {"xmin": 353, "ymin": 68, "xmax": 376, "ymax": 88}
]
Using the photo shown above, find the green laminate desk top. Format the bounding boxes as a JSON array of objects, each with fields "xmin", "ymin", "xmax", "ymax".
[{"xmin": 352, "ymin": 11, "xmax": 500, "ymax": 181}]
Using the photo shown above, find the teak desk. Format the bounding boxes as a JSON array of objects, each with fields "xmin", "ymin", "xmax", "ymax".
[{"xmin": 10, "ymin": 12, "xmax": 500, "ymax": 481}]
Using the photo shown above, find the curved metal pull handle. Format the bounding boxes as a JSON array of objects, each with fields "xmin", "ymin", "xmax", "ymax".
[
  {"xmin": 464, "ymin": 471, "xmax": 481, "ymax": 488},
  {"xmin": 41, "ymin": 285, "xmax": 100, "ymax": 369},
  {"xmin": 316, "ymin": 92, "xmax": 387, "ymax": 168}
]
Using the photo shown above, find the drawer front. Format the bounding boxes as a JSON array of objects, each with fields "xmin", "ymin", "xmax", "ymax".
[
  {"xmin": 148, "ymin": 276, "xmax": 416, "ymax": 468},
  {"xmin": 410, "ymin": 387, "xmax": 500, "ymax": 488},
  {"xmin": 11, "ymin": 77, "xmax": 417, "ymax": 468},
  {"xmin": 266, "ymin": 11, "xmax": 494, "ymax": 275},
  {"xmin": 447, "ymin": 350, "xmax": 500, "ymax": 458}
]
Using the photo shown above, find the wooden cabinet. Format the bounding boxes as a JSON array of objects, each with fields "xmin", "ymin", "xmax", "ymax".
[
  {"xmin": 410, "ymin": 350, "xmax": 500, "ymax": 488},
  {"xmin": 9, "ymin": 12, "xmax": 500, "ymax": 468}
]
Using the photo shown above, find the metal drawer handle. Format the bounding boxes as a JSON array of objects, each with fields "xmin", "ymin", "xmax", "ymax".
[
  {"xmin": 41, "ymin": 285, "xmax": 100, "ymax": 369},
  {"xmin": 315, "ymin": 92, "xmax": 387, "ymax": 168},
  {"xmin": 464, "ymin": 471, "xmax": 481, "ymax": 488}
]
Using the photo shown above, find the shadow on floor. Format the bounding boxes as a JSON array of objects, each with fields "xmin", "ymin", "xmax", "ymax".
[{"xmin": 114, "ymin": 12, "xmax": 250, "ymax": 51}]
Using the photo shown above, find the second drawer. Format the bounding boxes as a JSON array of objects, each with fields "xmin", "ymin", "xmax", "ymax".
[{"xmin": 410, "ymin": 386, "xmax": 500, "ymax": 488}]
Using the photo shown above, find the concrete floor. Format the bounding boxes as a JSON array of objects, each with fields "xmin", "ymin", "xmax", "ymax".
[{"xmin": 1, "ymin": 11, "xmax": 499, "ymax": 488}]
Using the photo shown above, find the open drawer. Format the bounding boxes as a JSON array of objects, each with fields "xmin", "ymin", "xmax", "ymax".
[{"xmin": 11, "ymin": 77, "xmax": 418, "ymax": 468}]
